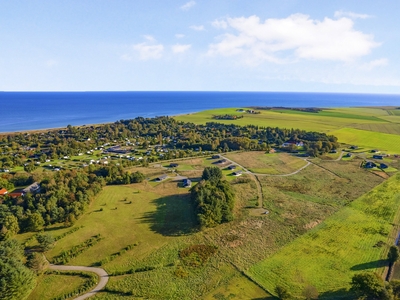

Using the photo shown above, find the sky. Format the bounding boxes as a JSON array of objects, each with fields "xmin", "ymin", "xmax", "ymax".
[{"xmin": 1, "ymin": 0, "xmax": 400, "ymax": 93}]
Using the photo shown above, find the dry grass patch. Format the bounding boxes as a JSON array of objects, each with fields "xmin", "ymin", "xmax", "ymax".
[{"xmin": 225, "ymin": 151, "xmax": 307, "ymax": 174}]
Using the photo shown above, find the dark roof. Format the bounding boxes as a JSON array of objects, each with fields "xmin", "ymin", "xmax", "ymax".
[
  {"xmin": 156, "ymin": 175, "xmax": 168, "ymax": 181},
  {"xmin": 228, "ymin": 165, "xmax": 236, "ymax": 169},
  {"xmin": 233, "ymin": 170, "xmax": 243, "ymax": 175},
  {"xmin": 170, "ymin": 163, "xmax": 179, "ymax": 167}
]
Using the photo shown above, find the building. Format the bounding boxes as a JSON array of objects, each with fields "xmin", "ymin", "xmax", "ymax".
[
  {"xmin": 0, "ymin": 188, "xmax": 8, "ymax": 196},
  {"xmin": 232, "ymin": 170, "xmax": 243, "ymax": 176},
  {"xmin": 155, "ymin": 175, "xmax": 168, "ymax": 182},
  {"xmin": 183, "ymin": 179, "xmax": 192, "ymax": 187}
]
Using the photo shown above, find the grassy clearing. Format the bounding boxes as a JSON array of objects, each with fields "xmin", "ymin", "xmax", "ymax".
[
  {"xmin": 331, "ymin": 127, "xmax": 400, "ymax": 153},
  {"xmin": 225, "ymin": 151, "xmax": 307, "ymax": 174},
  {"xmin": 28, "ymin": 272, "xmax": 87, "ymax": 300},
  {"xmin": 46, "ymin": 182, "xmax": 196, "ymax": 269},
  {"xmin": 248, "ymin": 173, "xmax": 400, "ymax": 298}
]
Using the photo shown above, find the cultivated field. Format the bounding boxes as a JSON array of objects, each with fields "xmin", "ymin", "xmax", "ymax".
[
  {"xmin": 248, "ymin": 173, "xmax": 400, "ymax": 298},
  {"xmin": 331, "ymin": 128, "xmax": 400, "ymax": 153}
]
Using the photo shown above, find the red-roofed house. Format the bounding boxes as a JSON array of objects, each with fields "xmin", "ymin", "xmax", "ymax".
[{"xmin": 0, "ymin": 188, "xmax": 8, "ymax": 195}]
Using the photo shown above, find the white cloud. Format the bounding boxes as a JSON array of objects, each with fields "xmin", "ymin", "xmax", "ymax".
[
  {"xmin": 128, "ymin": 37, "xmax": 164, "ymax": 61},
  {"xmin": 143, "ymin": 35, "xmax": 156, "ymax": 42},
  {"xmin": 180, "ymin": 1, "xmax": 196, "ymax": 11},
  {"xmin": 175, "ymin": 34, "xmax": 185, "ymax": 39},
  {"xmin": 208, "ymin": 14, "xmax": 379, "ymax": 65},
  {"xmin": 361, "ymin": 58, "xmax": 388, "ymax": 70},
  {"xmin": 190, "ymin": 25, "xmax": 205, "ymax": 31},
  {"xmin": 334, "ymin": 10, "xmax": 372, "ymax": 19},
  {"xmin": 172, "ymin": 44, "xmax": 191, "ymax": 54},
  {"xmin": 212, "ymin": 19, "xmax": 228, "ymax": 29}
]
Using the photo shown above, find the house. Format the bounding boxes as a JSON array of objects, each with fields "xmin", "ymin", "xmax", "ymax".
[
  {"xmin": 9, "ymin": 191, "xmax": 25, "ymax": 198},
  {"xmin": 155, "ymin": 175, "xmax": 168, "ymax": 182},
  {"xmin": 212, "ymin": 155, "xmax": 220, "ymax": 159},
  {"xmin": 350, "ymin": 145, "xmax": 358, "ymax": 150},
  {"xmin": 22, "ymin": 182, "xmax": 40, "ymax": 194},
  {"xmin": 282, "ymin": 141, "xmax": 304, "ymax": 147},
  {"xmin": 365, "ymin": 161, "xmax": 376, "ymax": 169},
  {"xmin": 170, "ymin": 163, "xmax": 179, "ymax": 168},
  {"xmin": 232, "ymin": 170, "xmax": 243, "ymax": 176},
  {"xmin": 268, "ymin": 148, "xmax": 276, "ymax": 154},
  {"xmin": 0, "ymin": 188, "xmax": 8, "ymax": 196},
  {"xmin": 228, "ymin": 165, "xmax": 237, "ymax": 170},
  {"xmin": 371, "ymin": 149, "xmax": 380, "ymax": 153},
  {"xmin": 345, "ymin": 153, "xmax": 353, "ymax": 157},
  {"xmin": 380, "ymin": 163, "xmax": 388, "ymax": 169},
  {"xmin": 217, "ymin": 159, "xmax": 227, "ymax": 164},
  {"xmin": 182, "ymin": 179, "xmax": 192, "ymax": 187},
  {"xmin": 373, "ymin": 155, "xmax": 384, "ymax": 160},
  {"xmin": 330, "ymin": 149, "xmax": 337, "ymax": 153}
]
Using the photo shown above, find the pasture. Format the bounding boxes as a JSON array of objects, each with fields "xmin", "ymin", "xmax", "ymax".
[
  {"xmin": 331, "ymin": 128, "xmax": 400, "ymax": 153},
  {"xmin": 175, "ymin": 107, "xmax": 394, "ymax": 133},
  {"xmin": 248, "ymin": 173, "xmax": 400, "ymax": 298},
  {"xmin": 225, "ymin": 151, "xmax": 307, "ymax": 174}
]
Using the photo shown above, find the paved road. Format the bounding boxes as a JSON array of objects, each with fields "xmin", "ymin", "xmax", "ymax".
[{"xmin": 48, "ymin": 264, "xmax": 109, "ymax": 300}]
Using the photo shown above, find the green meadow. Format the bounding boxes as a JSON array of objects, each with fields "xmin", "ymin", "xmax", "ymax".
[{"xmin": 248, "ymin": 173, "xmax": 400, "ymax": 298}]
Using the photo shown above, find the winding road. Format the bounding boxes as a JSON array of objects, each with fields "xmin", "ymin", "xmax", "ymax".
[{"xmin": 48, "ymin": 264, "xmax": 109, "ymax": 300}]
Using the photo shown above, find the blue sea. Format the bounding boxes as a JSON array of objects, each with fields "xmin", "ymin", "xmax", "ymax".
[{"xmin": 1, "ymin": 91, "xmax": 399, "ymax": 133}]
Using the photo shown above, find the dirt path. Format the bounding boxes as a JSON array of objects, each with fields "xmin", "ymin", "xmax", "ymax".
[{"xmin": 48, "ymin": 264, "xmax": 109, "ymax": 300}]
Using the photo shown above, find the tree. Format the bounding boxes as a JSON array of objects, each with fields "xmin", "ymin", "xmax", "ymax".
[
  {"xmin": 351, "ymin": 272, "xmax": 391, "ymax": 300},
  {"xmin": 25, "ymin": 212, "xmax": 45, "ymax": 232},
  {"xmin": 390, "ymin": 280, "xmax": 400, "ymax": 299},
  {"xmin": 275, "ymin": 285, "xmax": 291, "ymax": 300},
  {"xmin": 36, "ymin": 233, "xmax": 55, "ymax": 252},
  {"xmin": 388, "ymin": 246, "xmax": 400, "ymax": 264},
  {"xmin": 202, "ymin": 166, "xmax": 222, "ymax": 184},
  {"xmin": 0, "ymin": 239, "xmax": 36, "ymax": 300},
  {"xmin": 0, "ymin": 214, "xmax": 19, "ymax": 240}
]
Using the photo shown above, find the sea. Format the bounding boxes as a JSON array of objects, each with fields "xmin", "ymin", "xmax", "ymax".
[{"xmin": 1, "ymin": 91, "xmax": 399, "ymax": 133}]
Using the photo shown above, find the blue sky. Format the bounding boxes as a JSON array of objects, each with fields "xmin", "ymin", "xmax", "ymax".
[{"xmin": 1, "ymin": 0, "xmax": 399, "ymax": 93}]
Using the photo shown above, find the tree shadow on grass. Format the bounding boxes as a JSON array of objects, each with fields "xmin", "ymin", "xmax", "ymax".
[
  {"xmin": 350, "ymin": 259, "xmax": 388, "ymax": 271},
  {"xmin": 137, "ymin": 194, "xmax": 198, "ymax": 236},
  {"xmin": 319, "ymin": 288, "xmax": 353, "ymax": 299}
]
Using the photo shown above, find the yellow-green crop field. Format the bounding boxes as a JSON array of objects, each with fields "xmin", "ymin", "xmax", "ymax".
[
  {"xmin": 247, "ymin": 173, "xmax": 400, "ymax": 298},
  {"xmin": 331, "ymin": 128, "xmax": 400, "ymax": 153}
]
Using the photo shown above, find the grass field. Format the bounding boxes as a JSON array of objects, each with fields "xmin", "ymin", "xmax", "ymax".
[
  {"xmin": 28, "ymin": 272, "xmax": 88, "ymax": 300},
  {"xmin": 330, "ymin": 128, "xmax": 400, "ymax": 153},
  {"xmin": 225, "ymin": 151, "xmax": 307, "ymax": 174},
  {"xmin": 46, "ymin": 182, "xmax": 196, "ymax": 269},
  {"xmin": 175, "ymin": 107, "xmax": 393, "ymax": 133},
  {"xmin": 248, "ymin": 173, "xmax": 400, "ymax": 298}
]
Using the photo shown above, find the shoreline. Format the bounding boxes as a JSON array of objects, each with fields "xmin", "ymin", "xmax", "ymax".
[{"xmin": 1, "ymin": 105, "xmax": 398, "ymax": 135}]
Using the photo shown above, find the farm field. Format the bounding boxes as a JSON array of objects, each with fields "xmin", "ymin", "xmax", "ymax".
[
  {"xmin": 174, "ymin": 107, "xmax": 396, "ymax": 133},
  {"xmin": 248, "ymin": 173, "xmax": 400, "ymax": 298},
  {"xmin": 331, "ymin": 127, "xmax": 400, "ymax": 153},
  {"xmin": 225, "ymin": 151, "xmax": 307, "ymax": 174}
]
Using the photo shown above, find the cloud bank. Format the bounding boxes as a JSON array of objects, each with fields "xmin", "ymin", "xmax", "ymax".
[{"xmin": 208, "ymin": 14, "xmax": 379, "ymax": 65}]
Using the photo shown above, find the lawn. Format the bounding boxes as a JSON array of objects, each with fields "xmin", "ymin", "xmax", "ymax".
[
  {"xmin": 331, "ymin": 128, "xmax": 400, "ymax": 153},
  {"xmin": 247, "ymin": 173, "xmax": 400, "ymax": 298},
  {"xmin": 225, "ymin": 151, "xmax": 307, "ymax": 175},
  {"xmin": 45, "ymin": 182, "xmax": 197, "ymax": 270},
  {"xmin": 28, "ymin": 272, "xmax": 88, "ymax": 300}
]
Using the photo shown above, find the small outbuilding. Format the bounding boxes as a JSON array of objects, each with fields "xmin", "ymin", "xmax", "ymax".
[
  {"xmin": 0, "ymin": 188, "xmax": 8, "ymax": 196},
  {"xmin": 373, "ymin": 155, "xmax": 384, "ymax": 160},
  {"xmin": 169, "ymin": 163, "xmax": 179, "ymax": 168},
  {"xmin": 182, "ymin": 179, "xmax": 192, "ymax": 187},
  {"xmin": 228, "ymin": 165, "xmax": 237, "ymax": 170},
  {"xmin": 380, "ymin": 163, "xmax": 388, "ymax": 169},
  {"xmin": 232, "ymin": 170, "xmax": 243, "ymax": 176},
  {"xmin": 365, "ymin": 161, "xmax": 376, "ymax": 169},
  {"xmin": 155, "ymin": 175, "xmax": 168, "ymax": 182},
  {"xmin": 212, "ymin": 155, "xmax": 220, "ymax": 159}
]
